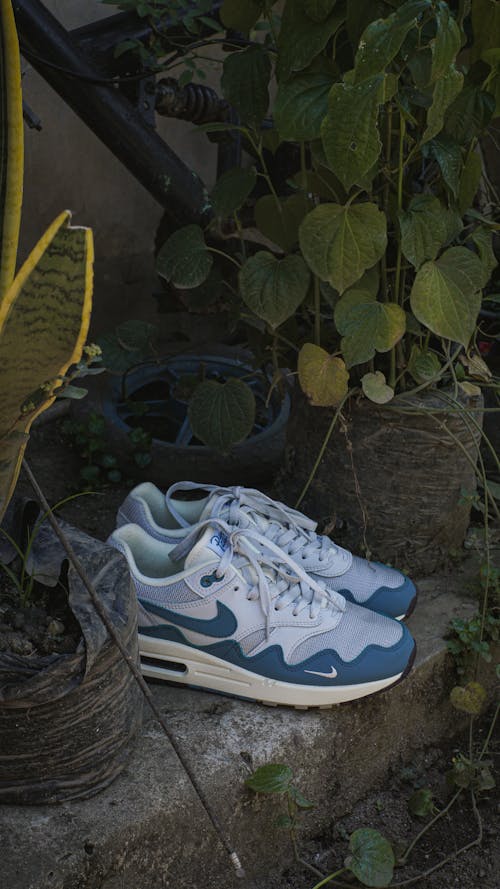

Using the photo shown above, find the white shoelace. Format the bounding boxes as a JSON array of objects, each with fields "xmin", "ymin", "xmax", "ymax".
[
  {"xmin": 166, "ymin": 482, "xmax": 338, "ymax": 569},
  {"xmin": 170, "ymin": 519, "xmax": 345, "ymax": 640}
]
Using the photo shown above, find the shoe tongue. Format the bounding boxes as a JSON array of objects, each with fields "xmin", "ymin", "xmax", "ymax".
[{"xmin": 184, "ymin": 525, "xmax": 230, "ymax": 569}]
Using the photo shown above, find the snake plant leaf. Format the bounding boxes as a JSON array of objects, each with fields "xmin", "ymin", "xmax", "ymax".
[
  {"xmin": 398, "ymin": 195, "xmax": 450, "ymax": 268},
  {"xmin": 156, "ymin": 224, "xmax": 212, "ymax": 289},
  {"xmin": 361, "ymin": 371, "xmax": 394, "ymax": 404},
  {"xmin": 239, "ymin": 251, "xmax": 311, "ymax": 329},
  {"xmin": 274, "ymin": 66, "xmax": 335, "ymax": 142},
  {"xmin": 210, "ymin": 166, "xmax": 256, "ymax": 219},
  {"xmin": 321, "ymin": 75, "xmax": 385, "ymax": 191},
  {"xmin": 299, "ymin": 202, "xmax": 387, "ymax": 294},
  {"xmin": 277, "ymin": 0, "xmax": 346, "ymax": 80},
  {"xmin": 429, "ymin": 2, "xmax": 462, "ymax": 83},
  {"xmin": 0, "ymin": 211, "xmax": 93, "ymax": 519},
  {"xmin": 353, "ymin": 0, "xmax": 430, "ymax": 83},
  {"xmin": 188, "ymin": 378, "xmax": 255, "ymax": 454},
  {"xmin": 335, "ymin": 289, "xmax": 406, "ymax": 367},
  {"xmin": 422, "ymin": 65, "xmax": 464, "ymax": 143},
  {"xmin": 221, "ymin": 44, "xmax": 271, "ymax": 127},
  {"xmin": 458, "ymin": 151, "xmax": 483, "ymax": 213},
  {"xmin": 0, "ymin": 0, "xmax": 24, "ymax": 298},
  {"xmin": 409, "ymin": 246, "xmax": 484, "ymax": 347},
  {"xmin": 298, "ymin": 343, "xmax": 349, "ymax": 407},
  {"xmin": 254, "ymin": 193, "xmax": 313, "ymax": 251},
  {"xmin": 220, "ymin": 0, "xmax": 261, "ymax": 32},
  {"xmin": 347, "ymin": 828, "xmax": 395, "ymax": 888}
]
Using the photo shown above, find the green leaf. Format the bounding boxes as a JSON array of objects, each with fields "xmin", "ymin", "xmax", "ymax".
[
  {"xmin": 399, "ymin": 195, "xmax": 450, "ymax": 268},
  {"xmin": 429, "ymin": 2, "xmax": 461, "ymax": 83},
  {"xmin": 471, "ymin": 0, "xmax": 500, "ymax": 63},
  {"xmin": 289, "ymin": 786, "xmax": 315, "ymax": 809},
  {"xmin": 444, "ymin": 85, "xmax": 495, "ymax": 145},
  {"xmin": 59, "ymin": 384, "xmax": 88, "ymax": 400},
  {"xmin": 239, "ymin": 252, "xmax": 311, "ymax": 329},
  {"xmin": 408, "ymin": 788, "xmax": 435, "ymax": 818},
  {"xmin": 410, "ymin": 247, "xmax": 484, "ymax": 347},
  {"xmin": 274, "ymin": 67, "xmax": 335, "ymax": 141},
  {"xmin": 422, "ymin": 65, "xmax": 464, "ymax": 143},
  {"xmin": 220, "ymin": 0, "xmax": 262, "ymax": 32},
  {"xmin": 346, "ymin": 0, "xmax": 386, "ymax": 46},
  {"xmin": 245, "ymin": 763, "xmax": 293, "ymax": 794},
  {"xmin": 449, "ymin": 681, "xmax": 487, "ymax": 715},
  {"xmin": 408, "ymin": 345, "xmax": 441, "ymax": 384},
  {"xmin": 481, "ymin": 48, "xmax": 500, "ymax": 116},
  {"xmin": 459, "ymin": 151, "xmax": 483, "ymax": 213},
  {"xmin": 347, "ymin": 828, "xmax": 395, "ymax": 888},
  {"xmin": 426, "ymin": 135, "xmax": 462, "ymax": 196},
  {"xmin": 298, "ymin": 343, "xmax": 349, "ymax": 407},
  {"xmin": 210, "ymin": 166, "xmax": 256, "ymax": 218},
  {"xmin": 275, "ymin": 815, "xmax": 294, "ymax": 829},
  {"xmin": 361, "ymin": 371, "xmax": 394, "ymax": 404},
  {"xmin": 277, "ymin": 0, "xmax": 346, "ymax": 80},
  {"xmin": 221, "ymin": 44, "xmax": 271, "ymax": 126},
  {"xmin": 353, "ymin": 1, "xmax": 430, "ymax": 83},
  {"xmin": 0, "ymin": 0, "xmax": 24, "ymax": 297},
  {"xmin": 188, "ymin": 378, "xmax": 255, "ymax": 453},
  {"xmin": 321, "ymin": 75, "xmax": 384, "ymax": 191},
  {"xmin": 156, "ymin": 225, "xmax": 212, "ymax": 289},
  {"xmin": 255, "ymin": 193, "xmax": 313, "ymax": 251},
  {"xmin": 335, "ymin": 290, "xmax": 406, "ymax": 368},
  {"xmin": 304, "ymin": 0, "xmax": 337, "ymax": 22},
  {"xmin": 299, "ymin": 202, "xmax": 387, "ymax": 294},
  {"xmin": 471, "ymin": 226, "xmax": 498, "ymax": 286}
]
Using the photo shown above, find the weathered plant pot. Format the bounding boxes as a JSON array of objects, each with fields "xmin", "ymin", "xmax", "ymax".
[
  {"xmin": 274, "ymin": 388, "xmax": 484, "ymax": 577},
  {"xmin": 78, "ymin": 349, "xmax": 290, "ymax": 488},
  {"xmin": 0, "ymin": 510, "xmax": 143, "ymax": 804}
]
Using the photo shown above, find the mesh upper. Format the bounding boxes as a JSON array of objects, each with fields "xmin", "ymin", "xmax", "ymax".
[
  {"xmin": 239, "ymin": 628, "xmax": 267, "ymax": 654},
  {"xmin": 134, "ymin": 577, "xmax": 200, "ymax": 604},
  {"xmin": 315, "ymin": 555, "xmax": 403, "ymax": 602},
  {"xmin": 289, "ymin": 603, "xmax": 402, "ymax": 664},
  {"xmin": 118, "ymin": 499, "xmax": 173, "ymax": 543}
]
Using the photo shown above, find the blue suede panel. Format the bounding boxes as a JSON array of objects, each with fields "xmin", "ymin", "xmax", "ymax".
[{"xmin": 339, "ymin": 575, "xmax": 416, "ymax": 618}]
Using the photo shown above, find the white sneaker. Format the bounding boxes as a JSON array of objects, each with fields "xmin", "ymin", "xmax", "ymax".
[
  {"xmin": 107, "ymin": 519, "xmax": 416, "ymax": 708},
  {"xmin": 117, "ymin": 482, "xmax": 417, "ymax": 620}
]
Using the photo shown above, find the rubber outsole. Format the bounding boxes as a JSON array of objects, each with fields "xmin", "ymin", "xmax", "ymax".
[{"xmin": 139, "ymin": 634, "xmax": 416, "ymax": 709}]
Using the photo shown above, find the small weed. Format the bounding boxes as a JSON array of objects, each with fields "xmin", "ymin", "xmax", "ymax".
[{"xmin": 63, "ymin": 413, "xmax": 152, "ymax": 487}]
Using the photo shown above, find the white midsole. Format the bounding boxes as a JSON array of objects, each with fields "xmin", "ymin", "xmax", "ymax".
[{"xmin": 139, "ymin": 634, "xmax": 404, "ymax": 707}]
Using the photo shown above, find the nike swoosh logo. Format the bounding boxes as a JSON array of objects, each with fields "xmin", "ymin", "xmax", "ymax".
[
  {"xmin": 140, "ymin": 599, "xmax": 237, "ymax": 638},
  {"xmin": 304, "ymin": 666, "xmax": 338, "ymax": 679}
]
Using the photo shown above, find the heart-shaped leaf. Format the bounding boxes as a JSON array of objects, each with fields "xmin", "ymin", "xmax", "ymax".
[
  {"xmin": 459, "ymin": 152, "xmax": 483, "ymax": 213},
  {"xmin": 156, "ymin": 225, "xmax": 212, "ymax": 289},
  {"xmin": 298, "ymin": 343, "xmax": 349, "ymax": 407},
  {"xmin": 299, "ymin": 202, "xmax": 387, "ymax": 293},
  {"xmin": 399, "ymin": 195, "xmax": 451, "ymax": 268},
  {"xmin": 410, "ymin": 246, "xmax": 484, "ymax": 347},
  {"xmin": 321, "ymin": 75, "xmax": 385, "ymax": 191},
  {"xmin": 429, "ymin": 2, "xmax": 461, "ymax": 82},
  {"xmin": 471, "ymin": 226, "xmax": 498, "ymax": 286},
  {"xmin": 255, "ymin": 193, "xmax": 313, "ymax": 251},
  {"xmin": 449, "ymin": 682, "xmax": 487, "ymax": 715},
  {"xmin": 277, "ymin": 0, "xmax": 346, "ymax": 80},
  {"xmin": 426, "ymin": 135, "xmax": 462, "ymax": 196},
  {"xmin": 335, "ymin": 290, "xmax": 406, "ymax": 367},
  {"xmin": 353, "ymin": 1, "xmax": 429, "ymax": 83},
  {"xmin": 274, "ymin": 67, "xmax": 335, "ymax": 141},
  {"xmin": 361, "ymin": 371, "xmax": 394, "ymax": 404},
  {"xmin": 221, "ymin": 44, "xmax": 271, "ymax": 126},
  {"xmin": 346, "ymin": 828, "xmax": 395, "ymax": 888},
  {"xmin": 239, "ymin": 252, "xmax": 311, "ymax": 329},
  {"xmin": 444, "ymin": 85, "xmax": 495, "ymax": 145},
  {"xmin": 220, "ymin": 0, "xmax": 261, "ymax": 32},
  {"xmin": 407, "ymin": 345, "xmax": 442, "ymax": 384},
  {"xmin": 423, "ymin": 65, "xmax": 464, "ymax": 143},
  {"xmin": 245, "ymin": 763, "xmax": 293, "ymax": 794},
  {"xmin": 408, "ymin": 788, "xmax": 435, "ymax": 818},
  {"xmin": 188, "ymin": 378, "xmax": 255, "ymax": 453},
  {"xmin": 210, "ymin": 166, "xmax": 256, "ymax": 218}
]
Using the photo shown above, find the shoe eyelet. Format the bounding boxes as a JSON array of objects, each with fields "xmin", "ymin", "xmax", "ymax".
[{"xmin": 234, "ymin": 586, "xmax": 240, "ymax": 592}]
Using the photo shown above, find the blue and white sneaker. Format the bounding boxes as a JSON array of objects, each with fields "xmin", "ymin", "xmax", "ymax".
[
  {"xmin": 117, "ymin": 482, "xmax": 417, "ymax": 621},
  {"xmin": 108, "ymin": 519, "xmax": 416, "ymax": 708}
]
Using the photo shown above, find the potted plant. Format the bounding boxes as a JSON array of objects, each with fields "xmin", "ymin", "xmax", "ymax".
[
  {"xmin": 149, "ymin": 0, "xmax": 499, "ymax": 573},
  {"xmin": 0, "ymin": 0, "xmax": 142, "ymax": 802}
]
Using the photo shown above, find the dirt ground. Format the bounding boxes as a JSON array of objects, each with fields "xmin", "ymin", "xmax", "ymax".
[{"xmin": 14, "ymin": 417, "xmax": 500, "ymax": 889}]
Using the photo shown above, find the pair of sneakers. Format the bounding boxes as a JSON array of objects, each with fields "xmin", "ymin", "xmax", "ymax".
[{"xmin": 108, "ymin": 482, "xmax": 417, "ymax": 709}]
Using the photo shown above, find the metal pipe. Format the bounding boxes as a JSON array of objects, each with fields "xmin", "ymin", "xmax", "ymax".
[{"xmin": 13, "ymin": 0, "xmax": 211, "ymax": 226}]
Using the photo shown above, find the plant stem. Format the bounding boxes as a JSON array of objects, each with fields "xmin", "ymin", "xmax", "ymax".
[
  {"xmin": 399, "ymin": 788, "xmax": 463, "ymax": 865},
  {"xmin": 479, "ymin": 702, "xmax": 499, "ymax": 759},
  {"xmin": 295, "ymin": 390, "xmax": 352, "ymax": 509},
  {"xmin": 207, "ymin": 246, "xmax": 241, "ymax": 269},
  {"xmin": 310, "ymin": 868, "xmax": 348, "ymax": 889},
  {"xmin": 314, "ymin": 276, "xmax": 321, "ymax": 346}
]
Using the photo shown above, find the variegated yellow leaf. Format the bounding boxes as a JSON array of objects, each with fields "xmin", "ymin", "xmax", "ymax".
[{"xmin": 0, "ymin": 0, "xmax": 24, "ymax": 298}]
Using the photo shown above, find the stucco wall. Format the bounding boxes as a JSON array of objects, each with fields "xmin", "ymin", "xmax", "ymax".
[{"xmin": 19, "ymin": 0, "xmax": 218, "ymax": 334}]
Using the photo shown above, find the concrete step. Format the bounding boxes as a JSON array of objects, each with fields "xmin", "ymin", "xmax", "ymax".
[{"xmin": 0, "ymin": 566, "xmax": 488, "ymax": 889}]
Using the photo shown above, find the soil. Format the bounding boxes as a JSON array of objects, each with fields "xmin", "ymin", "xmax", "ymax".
[
  {"xmin": 269, "ymin": 711, "xmax": 500, "ymax": 889},
  {"xmin": 0, "ymin": 573, "xmax": 80, "ymax": 657},
  {"xmin": 7, "ymin": 416, "xmax": 500, "ymax": 888}
]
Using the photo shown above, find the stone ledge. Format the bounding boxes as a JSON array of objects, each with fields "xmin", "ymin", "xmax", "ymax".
[{"xmin": 0, "ymin": 570, "xmax": 487, "ymax": 889}]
